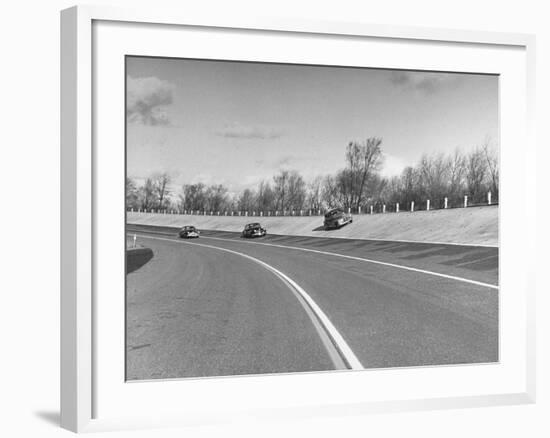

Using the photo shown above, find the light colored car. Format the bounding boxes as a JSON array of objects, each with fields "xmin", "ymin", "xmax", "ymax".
[
  {"xmin": 178, "ymin": 225, "xmax": 200, "ymax": 238},
  {"xmin": 323, "ymin": 208, "xmax": 353, "ymax": 229}
]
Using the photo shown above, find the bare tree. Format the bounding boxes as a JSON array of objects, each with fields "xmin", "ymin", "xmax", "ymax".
[
  {"xmin": 482, "ymin": 138, "xmax": 499, "ymax": 200},
  {"xmin": 139, "ymin": 178, "xmax": 156, "ymax": 210},
  {"xmin": 286, "ymin": 171, "xmax": 307, "ymax": 211},
  {"xmin": 204, "ymin": 184, "xmax": 228, "ymax": 212},
  {"xmin": 465, "ymin": 148, "xmax": 488, "ymax": 203},
  {"xmin": 181, "ymin": 183, "xmax": 207, "ymax": 211},
  {"xmin": 321, "ymin": 174, "xmax": 341, "ymax": 209},
  {"xmin": 273, "ymin": 170, "xmax": 289, "ymax": 211},
  {"xmin": 447, "ymin": 148, "xmax": 466, "ymax": 199},
  {"xmin": 339, "ymin": 138, "xmax": 384, "ymax": 210},
  {"xmin": 417, "ymin": 153, "xmax": 449, "ymax": 201},
  {"xmin": 126, "ymin": 177, "xmax": 139, "ymax": 209},
  {"xmin": 256, "ymin": 181, "xmax": 275, "ymax": 212},
  {"xmin": 237, "ymin": 188, "xmax": 256, "ymax": 212},
  {"xmin": 399, "ymin": 166, "xmax": 420, "ymax": 206},
  {"xmin": 306, "ymin": 176, "xmax": 324, "ymax": 211},
  {"xmin": 153, "ymin": 172, "xmax": 171, "ymax": 210}
]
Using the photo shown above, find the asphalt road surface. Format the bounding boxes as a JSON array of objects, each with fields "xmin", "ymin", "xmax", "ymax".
[{"xmin": 126, "ymin": 225, "xmax": 498, "ymax": 380}]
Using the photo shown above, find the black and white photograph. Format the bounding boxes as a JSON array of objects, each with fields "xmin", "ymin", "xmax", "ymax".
[{"xmin": 125, "ymin": 56, "xmax": 499, "ymax": 381}]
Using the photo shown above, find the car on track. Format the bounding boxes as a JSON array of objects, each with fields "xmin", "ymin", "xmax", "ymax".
[
  {"xmin": 323, "ymin": 208, "xmax": 353, "ymax": 230},
  {"xmin": 241, "ymin": 222, "xmax": 267, "ymax": 238},
  {"xmin": 178, "ymin": 225, "xmax": 200, "ymax": 238}
]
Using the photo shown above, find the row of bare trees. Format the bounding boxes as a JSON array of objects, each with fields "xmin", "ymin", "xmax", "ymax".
[
  {"xmin": 126, "ymin": 138, "xmax": 499, "ymax": 214},
  {"xmin": 126, "ymin": 173, "xmax": 172, "ymax": 211},
  {"xmin": 380, "ymin": 141, "xmax": 498, "ymax": 210}
]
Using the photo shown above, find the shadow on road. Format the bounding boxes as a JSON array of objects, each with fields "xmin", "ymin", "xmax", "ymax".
[
  {"xmin": 311, "ymin": 225, "xmax": 328, "ymax": 231},
  {"xmin": 127, "ymin": 248, "xmax": 154, "ymax": 274}
]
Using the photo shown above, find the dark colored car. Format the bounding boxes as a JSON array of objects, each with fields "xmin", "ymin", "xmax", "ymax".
[
  {"xmin": 241, "ymin": 222, "xmax": 267, "ymax": 238},
  {"xmin": 178, "ymin": 225, "xmax": 200, "ymax": 238},
  {"xmin": 323, "ymin": 208, "xmax": 353, "ymax": 229}
]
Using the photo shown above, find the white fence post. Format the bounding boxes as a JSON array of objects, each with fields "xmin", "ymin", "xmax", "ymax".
[
  {"xmin": 383, "ymin": 204, "xmax": 386, "ymax": 213},
  {"xmin": 358, "ymin": 206, "xmax": 361, "ymax": 214},
  {"xmin": 411, "ymin": 201, "xmax": 415, "ymax": 212},
  {"xmin": 370, "ymin": 205, "xmax": 373, "ymax": 214},
  {"xmin": 396, "ymin": 203, "xmax": 399, "ymax": 213},
  {"xmin": 464, "ymin": 195, "xmax": 468, "ymax": 208},
  {"xmin": 488, "ymin": 191, "xmax": 492, "ymax": 205},
  {"xmin": 444, "ymin": 197, "xmax": 448, "ymax": 209},
  {"xmin": 348, "ymin": 207, "xmax": 351, "ymax": 214},
  {"xmin": 426, "ymin": 200, "xmax": 430, "ymax": 211}
]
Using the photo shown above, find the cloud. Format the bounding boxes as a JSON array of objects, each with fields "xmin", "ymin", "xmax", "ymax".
[
  {"xmin": 216, "ymin": 123, "xmax": 283, "ymax": 139},
  {"xmin": 127, "ymin": 76, "xmax": 175, "ymax": 126},
  {"xmin": 389, "ymin": 71, "xmax": 460, "ymax": 94}
]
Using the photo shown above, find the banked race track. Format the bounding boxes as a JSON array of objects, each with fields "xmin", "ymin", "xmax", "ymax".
[{"xmin": 125, "ymin": 223, "xmax": 498, "ymax": 380}]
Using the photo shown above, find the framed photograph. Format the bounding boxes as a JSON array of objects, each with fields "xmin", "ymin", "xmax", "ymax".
[{"xmin": 61, "ymin": 5, "xmax": 536, "ymax": 433}]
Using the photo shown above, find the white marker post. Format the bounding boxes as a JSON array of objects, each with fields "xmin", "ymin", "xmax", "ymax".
[
  {"xmin": 464, "ymin": 195, "xmax": 468, "ymax": 208},
  {"xmin": 370, "ymin": 205, "xmax": 373, "ymax": 214},
  {"xmin": 488, "ymin": 191, "xmax": 492, "ymax": 205},
  {"xmin": 427, "ymin": 200, "xmax": 430, "ymax": 211},
  {"xmin": 396, "ymin": 203, "xmax": 399, "ymax": 213},
  {"xmin": 444, "ymin": 197, "xmax": 448, "ymax": 209},
  {"xmin": 411, "ymin": 201, "xmax": 415, "ymax": 212},
  {"xmin": 383, "ymin": 204, "xmax": 386, "ymax": 213},
  {"xmin": 133, "ymin": 234, "xmax": 137, "ymax": 248}
]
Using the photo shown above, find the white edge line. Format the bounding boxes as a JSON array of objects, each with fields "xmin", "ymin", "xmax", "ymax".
[
  {"xmin": 197, "ymin": 236, "xmax": 500, "ymax": 290},
  {"xmin": 136, "ymin": 234, "xmax": 364, "ymax": 371}
]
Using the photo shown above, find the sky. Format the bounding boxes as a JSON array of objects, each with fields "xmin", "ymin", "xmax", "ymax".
[{"xmin": 126, "ymin": 56, "xmax": 498, "ymax": 195}]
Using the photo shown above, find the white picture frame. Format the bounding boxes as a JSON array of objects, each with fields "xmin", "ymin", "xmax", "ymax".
[{"xmin": 60, "ymin": 5, "xmax": 536, "ymax": 433}]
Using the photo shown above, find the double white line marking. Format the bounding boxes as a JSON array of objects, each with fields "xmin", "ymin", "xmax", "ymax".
[{"xmin": 135, "ymin": 234, "xmax": 364, "ymax": 371}]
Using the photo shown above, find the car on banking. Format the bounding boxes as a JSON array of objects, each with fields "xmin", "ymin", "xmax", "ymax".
[
  {"xmin": 323, "ymin": 208, "xmax": 353, "ymax": 229},
  {"xmin": 178, "ymin": 225, "xmax": 200, "ymax": 238},
  {"xmin": 241, "ymin": 222, "xmax": 267, "ymax": 238}
]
